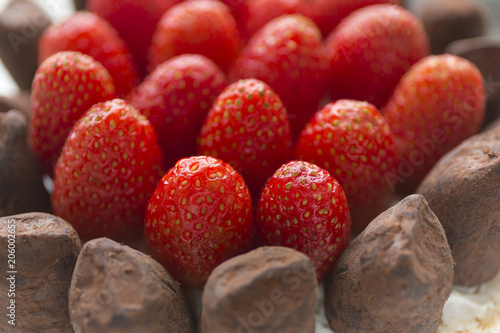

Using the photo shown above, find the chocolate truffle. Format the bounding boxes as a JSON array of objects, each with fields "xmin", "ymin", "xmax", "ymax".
[
  {"xmin": 419, "ymin": 0, "xmax": 489, "ymax": 54},
  {"xmin": 0, "ymin": 213, "xmax": 81, "ymax": 332},
  {"xmin": 324, "ymin": 194, "xmax": 454, "ymax": 333},
  {"xmin": 418, "ymin": 126, "xmax": 500, "ymax": 286},
  {"xmin": 0, "ymin": 110, "xmax": 51, "ymax": 216},
  {"xmin": 69, "ymin": 238, "xmax": 195, "ymax": 333},
  {"xmin": 0, "ymin": 0, "xmax": 51, "ymax": 90},
  {"xmin": 200, "ymin": 246, "xmax": 317, "ymax": 333},
  {"xmin": 446, "ymin": 37, "xmax": 500, "ymax": 127}
]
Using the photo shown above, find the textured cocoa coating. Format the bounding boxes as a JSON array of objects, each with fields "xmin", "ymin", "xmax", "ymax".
[
  {"xmin": 69, "ymin": 238, "xmax": 195, "ymax": 333},
  {"xmin": 0, "ymin": 110, "xmax": 51, "ymax": 216},
  {"xmin": 200, "ymin": 246, "xmax": 317, "ymax": 333},
  {"xmin": 418, "ymin": 127, "xmax": 500, "ymax": 286},
  {"xmin": 0, "ymin": 213, "xmax": 82, "ymax": 332},
  {"xmin": 0, "ymin": 0, "xmax": 51, "ymax": 90},
  {"xmin": 325, "ymin": 194, "xmax": 454, "ymax": 333},
  {"xmin": 420, "ymin": 0, "xmax": 488, "ymax": 54},
  {"xmin": 446, "ymin": 37, "xmax": 500, "ymax": 127}
]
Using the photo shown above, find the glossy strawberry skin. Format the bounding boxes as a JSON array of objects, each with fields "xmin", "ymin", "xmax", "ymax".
[
  {"xmin": 383, "ymin": 54, "xmax": 486, "ymax": 193},
  {"xmin": 149, "ymin": 0, "xmax": 241, "ymax": 73},
  {"xmin": 326, "ymin": 4, "xmax": 429, "ymax": 109},
  {"xmin": 257, "ymin": 161, "xmax": 351, "ymax": 281},
  {"xmin": 145, "ymin": 156, "xmax": 254, "ymax": 289},
  {"xmin": 295, "ymin": 100, "xmax": 398, "ymax": 233},
  {"xmin": 39, "ymin": 12, "xmax": 140, "ymax": 97},
  {"xmin": 197, "ymin": 79, "xmax": 293, "ymax": 199},
  {"xmin": 87, "ymin": 0, "xmax": 181, "ymax": 76},
  {"xmin": 241, "ymin": 0, "xmax": 402, "ymax": 39},
  {"xmin": 230, "ymin": 15, "xmax": 329, "ymax": 139},
  {"xmin": 52, "ymin": 99, "xmax": 164, "ymax": 242},
  {"xmin": 127, "ymin": 54, "xmax": 227, "ymax": 170},
  {"xmin": 29, "ymin": 51, "xmax": 116, "ymax": 176}
]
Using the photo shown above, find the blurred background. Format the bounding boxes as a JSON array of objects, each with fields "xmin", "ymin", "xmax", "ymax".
[{"xmin": 1, "ymin": 0, "xmax": 500, "ymax": 96}]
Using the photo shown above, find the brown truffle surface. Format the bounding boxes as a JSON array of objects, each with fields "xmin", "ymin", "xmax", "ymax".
[
  {"xmin": 324, "ymin": 194, "xmax": 454, "ymax": 333},
  {"xmin": 69, "ymin": 237, "xmax": 195, "ymax": 333},
  {"xmin": 200, "ymin": 246, "xmax": 317, "ymax": 333},
  {"xmin": 0, "ymin": 0, "xmax": 51, "ymax": 90},
  {"xmin": 417, "ymin": 127, "xmax": 500, "ymax": 286},
  {"xmin": 446, "ymin": 37, "xmax": 500, "ymax": 127},
  {"xmin": 0, "ymin": 213, "xmax": 81, "ymax": 332},
  {"xmin": 420, "ymin": 0, "xmax": 489, "ymax": 54},
  {"xmin": 0, "ymin": 110, "xmax": 51, "ymax": 216}
]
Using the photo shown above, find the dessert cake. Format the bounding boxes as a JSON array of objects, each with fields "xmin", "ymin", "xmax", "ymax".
[{"xmin": 0, "ymin": 0, "xmax": 500, "ymax": 332}]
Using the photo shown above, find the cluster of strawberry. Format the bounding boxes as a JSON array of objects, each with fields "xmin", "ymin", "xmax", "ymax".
[{"xmin": 28, "ymin": 0, "xmax": 486, "ymax": 288}]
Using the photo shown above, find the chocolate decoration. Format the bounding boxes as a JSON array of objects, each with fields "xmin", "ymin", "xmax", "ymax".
[
  {"xmin": 0, "ymin": 110, "xmax": 51, "ymax": 216},
  {"xmin": 419, "ymin": 0, "xmax": 489, "ymax": 54},
  {"xmin": 0, "ymin": 213, "xmax": 81, "ymax": 332},
  {"xmin": 446, "ymin": 37, "xmax": 500, "ymax": 127},
  {"xmin": 325, "ymin": 194, "xmax": 454, "ymax": 332},
  {"xmin": 69, "ymin": 238, "xmax": 195, "ymax": 333},
  {"xmin": 200, "ymin": 246, "xmax": 317, "ymax": 333},
  {"xmin": 0, "ymin": 0, "xmax": 52, "ymax": 90},
  {"xmin": 418, "ymin": 126, "xmax": 500, "ymax": 286}
]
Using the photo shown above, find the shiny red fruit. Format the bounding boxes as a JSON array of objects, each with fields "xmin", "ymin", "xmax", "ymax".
[
  {"xmin": 197, "ymin": 79, "xmax": 292, "ymax": 199},
  {"xmin": 149, "ymin": 0, "xmax": 241, "ymax": 73},
  {"xmin": 383, "ymin": 54, "xmax": 486, "ymax": 193},
  {"xmin": 127, "ymin": 54, "xmax": 227, "ymax": 169},
  {"xmin": 145, "ymin": 156, "xmax": 254, "ymax": 289},
  {"xmin": 257, "ymin": 161, "xmax": 351, "ymax": 281},
  {"xmin": 52, "ymin": 99, "xmax": 164, "ymax": 241},
  {"xmin": 295, "ymin": 100, "xmax": 398, "ymax": 233},
  {"xmin": 29, "ymin": 51, "xmax": 115, "ymax": 176},
  {"xmin": 39, "ymin": 12, "xmax": 140, "ymax": 97}
]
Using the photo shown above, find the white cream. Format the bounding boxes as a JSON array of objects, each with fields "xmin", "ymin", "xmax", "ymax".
[{"xmin": 315, "ymin": 270, "xmax": 500, "ymax": 333}]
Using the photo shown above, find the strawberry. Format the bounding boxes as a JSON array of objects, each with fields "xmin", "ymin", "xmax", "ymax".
[
  {"xmin": 29, "ymin": 51, "xmax": 115, "ymax": 176},
  {"xmin": 52, "ymin": 99, "xmax": 164, "ymax": 241},
  {"xmin": 145, "ymin": 156, "xmax": 254, "ymax": 289},
  {"xmin": 241, "ymin": 0, "xmax": 402, "ymax": 39},
  {"xmin": 87, "ymin": 0, "xmax": 182, "ymax": 76},
  {"xmin": 383, "ymin": 54, "xmax": 486, "ymax": 193},
  {"xmin": 39, "ymin": 12, "xmax": 140, "ymax": 97},
  {"xmin": 197, "ymin": 79, "xmax": 292, "ymax": 199},
  {"xmin": 256, "ymin": 161, "xmax": 351, "ymax": 281},
  {"xmin": 325, "ymin": 4, "xmax": 429, "ymax": 109},
  {"xmin": 127, "ymin": 54, "xmax": 227, "ymax": 169},
  {"xmin": 230, "ymin": 15, "xmax": 329, "ymax": 139},
  {"xmin": 295, "ymin": 100, "xmax": 398, "ymax": 233},
  {"xmin": 149, "ymin": 0, "xmax": 241, "ymax": 73}
]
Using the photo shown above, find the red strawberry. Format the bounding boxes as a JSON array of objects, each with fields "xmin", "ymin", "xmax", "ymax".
[
  {"xmin": 230, "ymin": 15, "xmax": 329, "ymax": 139},
  {"xmin": 325, "ymin": 4, "xmax": 429, "ymax": 109},
  {"xmin": 127, "ymin": 54, "xmax": 227, "ymax": 170},
  {"xmin": 52, "ymin": 99, "xmax": 164, "ymax": 241},
  {"xmin": 257, "ymin": 161, "xmax": 351, "ymax": 281},
  {"xmin": 239, "ymin": 0, "xmax": 402, "ymax": 40},
  {"xmin": 145, "ymin": 156, "xmax": 254, "ymax": 289},
  {"xmin": 197, "ymin": 79, "xmax": 292, "ymax": 199},
  {"xmin": 29, "ymin": 51, "xmax": 115, "ymax": 176},
  {"xmin": 383, "ymin": 54, "xmax": 486, "ymax": 193},
  {"xmin": 87, "ymin": 0, "xmax": 181, "ymax": 76},
  {"xmin": 149, "ymin": 0, "xmax": 241, "ymax": 73},
  {"xmin": 295, "ymin": 100, "xmax": 398, "ymax": 233},
  {"xmin": 39, "ymin": 12, "xmax": 140, "ymax": 97}
]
